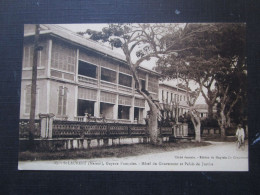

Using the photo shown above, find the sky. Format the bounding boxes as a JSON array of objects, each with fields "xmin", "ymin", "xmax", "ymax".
[{"xmin": 58, "ymin": 23, "xmax": 205, "ymax": 104}]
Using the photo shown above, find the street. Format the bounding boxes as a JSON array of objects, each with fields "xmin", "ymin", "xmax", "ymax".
[{"xmin": 19, "ymin": 141, "xmax": 248, "ymax": 171}]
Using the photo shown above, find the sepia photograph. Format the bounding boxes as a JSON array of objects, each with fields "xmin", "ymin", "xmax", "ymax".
[{"xmin": 18, "ymin": 23, "xmax": 248, "ymax": 171}]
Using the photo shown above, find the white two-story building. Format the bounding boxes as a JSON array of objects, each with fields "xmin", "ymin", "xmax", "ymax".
[{"xmin": 20, "ymin": 24, "xmax": 160, "ymax": 124}]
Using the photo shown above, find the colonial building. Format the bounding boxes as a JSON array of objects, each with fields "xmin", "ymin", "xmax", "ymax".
[
  {"xmin": 20, "ymin": 24, "xmax": 160, "ymax": 124},
  {"xmin": 159, "ymin": 83, "xmax": 190, "ymax": 120},
  {"xmin": 194, "ymin": 104, "xmax": 217, "ymax": 118}
]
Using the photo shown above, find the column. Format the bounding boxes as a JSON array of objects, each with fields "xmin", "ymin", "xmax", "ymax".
[
  {"xmin": 113, "ymin": 94, "xmax": 119, "ymax": 120},
  {"xmin": 39, "ymin": 113, "xmax": 55, "ymax": 138},
  {"xmin": 74, "ymin": 86, "xmax": 78, "ymax": 118},
  {"xmin": 130, "ymin": 97, "xmax": 135, "ymax": 123},
  {"xmin": 47, "ymin": 39, "xmax": 52, "ymax": 78},
  {"xmin": 116, "ymin": 64, "xmax": 119, "ymax": 91},
  {"xmin": 94, "ymin": 90, "xmax": 100, "ymax": 117}
]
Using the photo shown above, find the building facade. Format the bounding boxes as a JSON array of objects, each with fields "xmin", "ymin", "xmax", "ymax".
[
  {"xmin": 194, "ymin": 104, "xmax": 217, "ymax": 118},
  {"xmin": 159, "ymin": 83, "xmax": 190, "ymax": 120},
  {"xmin": 20, "ymin": 24, "xmax": 160, "ymax": 124}
]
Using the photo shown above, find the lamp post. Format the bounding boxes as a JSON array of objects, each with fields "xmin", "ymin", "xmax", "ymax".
[{"xmin": 29, "ymin": 24, "xmax": 42, "ymax": 141}]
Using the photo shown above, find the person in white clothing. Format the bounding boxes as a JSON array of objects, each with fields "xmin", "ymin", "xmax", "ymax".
[{"xmin": 236, "ymin": 124, "xmax": 245, "ymax": 144}]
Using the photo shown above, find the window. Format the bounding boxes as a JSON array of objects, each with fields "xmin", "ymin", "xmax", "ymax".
[
  {"xmin": 180, "ymin": 95, "xmax": 182, "ymax": 101},
  {"xmin": 51, "ymin": 42, "xmax": 76, "ymax": 72},
  {"xmin": 77, "ymin": 99, "xmax": 94, "ymax": 116},
  {"xmin": 134, "ymin": 107, "xmax": 139, "ymax": 120},
  {"xmin": 135, "ymin": 79, "xmax": 146, "ymax": 91},
  {"xmin": 148, "ymin": 75, "xmax": 158, "ymax": 93},
  {"xmin": 119, "ymin": 73, "xmax": 132, "ymax": 87},
  {"xmin": 174, "ymin": 94, "xmax": 177, "ymax": 102},
  {"xmin": 58, "ymin": 86, "xmax": 67, "ymax": 116},
  {"xmin": 184, "ymin": 96, "xmax": 186, "ymax": 101},
  {"xmin": 101, "ymin": 68, "xmax": 116, "ymax": 83},
  {"xmin": 162, "ymin": 90, "xmax": 164, "ymax": 101},
  {"xmin": 166, "ymin": 92, "xmax": 169, "ymax": 103},
  {"xmin": 78, "ymin": 60, "xmax": 97, "ymax": 78},
  {"xmin": 171, "ymin": 93, "xmax": 173, "ymax": 102},
  {"xmin": 25, "ymin": 85, "xmax": 38, "ymax": 114},
  {"xmin": 141, "ymin": 80, "xmax": 146, "ymax": 91},
  {"xmin": 118, "ymin": 105, "xmax": 130, "ymax": 120}
]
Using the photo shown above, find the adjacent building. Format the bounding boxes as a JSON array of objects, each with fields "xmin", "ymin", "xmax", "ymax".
[
  {"xmin": 159, "ymin": 83, "xmax": 190, "ymax": 120},
  {"xmin": 194, "ymin": 104, "xmax": 217, "ymax": 118},
  {"xmin": 20, "ymin": 24, "xmax": 160, "ymax": 124}
]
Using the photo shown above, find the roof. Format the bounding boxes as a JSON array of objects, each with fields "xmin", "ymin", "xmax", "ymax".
[
  {"xmin": 159, "ymin": 83, "xmax": 188, "ymax": 93},
  {"xmin": 194, "ymin": 104, "xmax": 217, "ymax": 112},
  {"xmin": 24, "ymin": 24, "xmax": 160, "ymax": 76}
]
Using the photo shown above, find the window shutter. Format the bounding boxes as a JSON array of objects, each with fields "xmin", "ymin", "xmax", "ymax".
[{"xmin": 62, "ymin": 88, "xmax": 67, "ymax": 115}]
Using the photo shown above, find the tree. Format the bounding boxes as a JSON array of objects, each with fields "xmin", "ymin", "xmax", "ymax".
[
  {"xmin": 156, "ymin": 23, "xmax": 246, "ymax": 138},
  {"xmin": 155, "ymin": 24, "xmax": 221, "ymax": 142},
  {"xmin": 214, "ymin": 24, "xmax": 246, "ymax": 137},
  {"xmin": 80, "ymin": 23, "xmax": 177, "ymax": 144}
]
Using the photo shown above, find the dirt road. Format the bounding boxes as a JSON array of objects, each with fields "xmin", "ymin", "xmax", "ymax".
[{"xmin": 19, "ymin": 141, "xmax": 248, "ymax": 171}]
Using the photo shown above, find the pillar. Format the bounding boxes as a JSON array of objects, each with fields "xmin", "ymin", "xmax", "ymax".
[
  {"xmin": 130, "ymin": 97, "xmax": 135, "ymax": 123},
  {"xmin": 39, "ymin": 113, "xmax": 55, "ymax": 138},
  {"xmin": 94, "ymin": 90, "xmax": 100, "ymax": 117},
  {"xmin": 113, "ymin": 94, "xmax": 119, "ymax": 120}
]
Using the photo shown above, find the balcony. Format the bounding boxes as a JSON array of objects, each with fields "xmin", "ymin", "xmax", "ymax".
[
  {"xmin": 100, "ymin": 80, "xmax": 117, "ymax": 91},
  {"xmin": 78, "ymin": 75, "xmax": 98, "ymax": 87},
  {"xmin": 118, "ymin": 84, "xmax": 133, "ymax": 94}
]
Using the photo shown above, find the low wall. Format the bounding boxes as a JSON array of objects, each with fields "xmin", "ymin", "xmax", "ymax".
[{"xmin": 19, "ymin": 136, "xmax": 171, "ymax": 152}]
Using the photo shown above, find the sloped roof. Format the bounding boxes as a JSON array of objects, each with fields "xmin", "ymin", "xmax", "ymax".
[
  {"xmin": 24, "ymin": 24, "xmax": 160, "ymax": 76},
  {"xmin": 159, "ymin": 82, "xmax": 189, "ymax": 93},
  {"xmin": 194, "ymin": 104, "xmax": 217, "ymax": 112}
]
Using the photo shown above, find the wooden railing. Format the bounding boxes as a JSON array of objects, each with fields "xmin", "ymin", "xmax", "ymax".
[
  {"xmin": 118, "ymin": 85, "xmax": 133, "ymax": 94},
  {"xmin": 78, "ymin": 75, "xmax": 98, "ymax": 86},
  {"xmin": 100, "ymin": 80, "xmax": 117, "ymax": 90}
]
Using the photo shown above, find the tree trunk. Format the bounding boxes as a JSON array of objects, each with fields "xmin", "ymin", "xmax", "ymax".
[
  {"xmin": 219, "ymin": 109, "xmax": 226, "ymax": 137},
  {"xmin": 129, "ymin": 67, "xmax": 161, "ymax": 145},
  {"xmin": 190, "ymin": 111, "xmax": 201, "ymax": 142},
  {"xmin": 226, "ymin": 115, "xmax": 231, "ymax": 128},
  {"xmin": 148, "ymin": 104, "xmax": 160, "ymax": 144},
  {"xmin": 207, "ymin": 103, "xmax": 214, "ymax": 119},
  {"xmin": 194, "ymin": 124, "xmax": 201, "ymax": 142}
]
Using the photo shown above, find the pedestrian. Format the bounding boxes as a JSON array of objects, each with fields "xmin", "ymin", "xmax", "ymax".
[{"xmin": 236, "ymin": 124, "xmax": 245, "ymax": 144}]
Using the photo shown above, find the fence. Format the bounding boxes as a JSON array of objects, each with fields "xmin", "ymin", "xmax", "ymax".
[
  {"xmin": 19, "ymin": 119, "xmax": 191, "ymax": 151},
  {"xmin": 52, "ymin": 121, "xmax": 174, "ymax": 138},
  {"xmin": 19, "ymin": 112, "xmax": 190, "ymax": 140},
  {"xmin": 19, "ymin": 120, "xmax": 184, "ymax": 139}
]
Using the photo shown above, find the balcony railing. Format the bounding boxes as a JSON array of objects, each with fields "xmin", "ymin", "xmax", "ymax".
[
  {"xmin": 78, "ymin": 75, "xmax": 98, "ymax": 86},
  {"xmin": 118, "ymin": 85, "xmax": 133, "ymax": 94},
  {"xmin": 100, "ymin": 80, "xmax": 117, "ymax": 90}
]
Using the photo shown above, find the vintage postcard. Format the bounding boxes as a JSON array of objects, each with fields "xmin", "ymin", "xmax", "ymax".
[{"xmin": 18, "ymin": 23, "xmax": 248, "ymax": 171}]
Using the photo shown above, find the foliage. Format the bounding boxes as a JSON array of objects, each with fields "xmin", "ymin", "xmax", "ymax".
[
  {"xmin": 200, "ymin": 117, "xmax": 219, "ymax": 129},
  {"xmin": 155, "ymin": 23, "xmax": 246, "ymax": 137}
]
